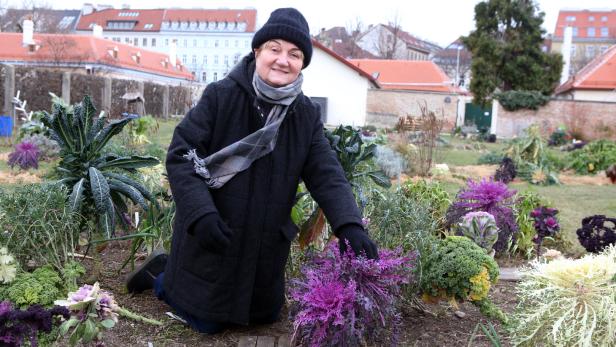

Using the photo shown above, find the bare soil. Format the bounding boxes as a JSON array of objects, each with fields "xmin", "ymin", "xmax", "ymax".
[{"xmin": 77, "ymin": 242, "xmax": 519, "ymax": 347}]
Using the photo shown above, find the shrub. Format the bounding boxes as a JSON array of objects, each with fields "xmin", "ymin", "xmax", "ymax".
[
  {"xmin": 289, "ymin": 243, "xmax": 415, "ymax": 347},
  {"xmin": 0, "ymin": 301, "xmax": 69, "ymax": 347},
  {"xmin": 446, "ymin": 178, "xmax": 518, "ymax": 253},
  {"xmin": 401, "ymin": 180, "xmax": 451, "ymax": 229},
  {"xmin": 513, "ymin": 191, "xmax": 548, "ymax": 259},
  {"xmin": 494, "ymin": 90, "xmax": 550, "ymax": 111},
  {"xmin": 420, "ymin": 236, "xmax": 505, "ymax": 322},
  {"xmin": 0, "ymin": 248, "xmax": 17, "ymax": 285},
  {"xmin": 566, "ymin": 139, "xmax": 616, "ymax": 175},
  {"xmin": 456, "ymin": 211, "xmax": 499, "ymax": 252},
  {"xmin": 0, "ymin": 184, "xmax": 84, "ymax": 271},
  {"xmin": 494, "ymin": 157, "xmax": 517, "ymax": 183},
  {"xmin": 576, "ymin": 215, "xmax": 616, "ymax": 253},
  {"xmin": 41, "ymin": 95, "xmax": 159, "ymax": 237},
  {"xmin": 508, "ymin": 246, "xmax": 616, "ymax": 346},
  {"xmin": 7, "ymin": 141, "xmax": 40, "ymax": 170},
  {"xmin": 477, "ymin": 151, "xmax": 504, "ymax": 165},
  {"xmin": 547, "ymin": 128, "xmax": 569, "ymax": 146},
  {"xmin": 374, "ymin": 145, "xmax": 407, "ymax": 178}
]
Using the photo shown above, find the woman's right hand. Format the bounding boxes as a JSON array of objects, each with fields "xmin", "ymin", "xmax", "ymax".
[{"xmin": 189, "ymin": 213, "xmax": 233, "ymax": 253}]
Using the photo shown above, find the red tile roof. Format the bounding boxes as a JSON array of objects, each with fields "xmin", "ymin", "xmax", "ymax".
[
  {"xmin": 76, "ymin": 9, "xmax": 166, "ymax": 32},
  {"xmin": 349, "ymin": 59, "xmax": 455, "ymax": 92},
  {"xmin": 553, "ymin": 9, "xmax": 616, "ymax": 39},
  {"xmin": 163, "ymin": 9, "xmax": 256, "ymax": 32},
  {"xmin": 0, "ymin": 32, "xmax": 193, "ymax": 81},
  {"xmin": 312, "ymin": 39, "xmax": 379, "ymax": 88},
  {"xmin": 76, "ymin": 8, "xmax": 257, "ymax": 33},
  {"xmin": 555, "ymin": 44, "xmax": 616, "ymax": 93}
]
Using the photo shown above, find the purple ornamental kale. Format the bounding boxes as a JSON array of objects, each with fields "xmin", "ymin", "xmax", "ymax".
[
  {"xmin": 446, "ymin": 178, "xmax": 518, "ymax": 253},
  {"xmin": 289, "ymin": 243, "xmax": 415, "ymax": 347},
  {"xmin": 0, "ymin": 301, "xmax": 69, "ymax": 347},
  {"xmin": 576, "ymin": 215, "xmax": 616, "ymax": 253},
  {"xmin": 8, "ymin": 141, "xmax": 40, "ymax": 170},
  {"xmin": 531, "ymin": 207, "xmax": 560, "ymax": 254}
]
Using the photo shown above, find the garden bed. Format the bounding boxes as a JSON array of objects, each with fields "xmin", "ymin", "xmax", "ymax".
[{"xmin": 81, "ymin": 241, "xmax": 518, "ymax": 347}]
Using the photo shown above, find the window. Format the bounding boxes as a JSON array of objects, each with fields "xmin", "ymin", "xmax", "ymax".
[
  {"xmin": 151, "ymin": 38, "xmax": 156, "ymax": 47},
  {"xmin": 184, "ymin": 39, "xmax": 188, "ymax": 48},
  {"xmin": 587, "ymin": 27, "xmax": 596, "ymax": 37},
  {"xmin": 571, "ymin": 44, "xmax": 577, "ymax": 56},
  {"xmin": 572, "ymin": 27, "xmax": 578, "ymax": 37},
  {"xmin": 214, "ymin": 55, "xmax": 219, "ymax": 64},
  {"xmin": 202, "ymin": 72, "xmax": 207, "ymax": 82},
  {"xmin": 143, "ymin": 38, "xmax": 147, "ymax": 46},
  {"xmin": 182, "ymin": 55, "xmax": 187, "ymax": 64},
  {"xmin": 215, "ymin": 40, "xmax": 219, "ymax": 47},
  {"xmin": 245, "ymin": 40, "xmax": 249, "ymax": 48},
  {"xmin": 144, "ymin": 24, "xmax": 153, "ymax": 29},
  {"xmin": 224, "ymin": 55, "xmax": 229, "ymax": 65},
  {"xmin": 213, "ymin": 72, "xmax": 218, "ymax": 82},
  {"xmin": 193, "ymin": 39, "xmax": 197, "ymax": 47},
  {"xmin": 566, "ymin": 16, "xmax": 576, "ymax": 22},
  {"xmin": 134, "ymin": 37, "xmax": 138, "ymax": 46},
  {"xmin": 586, "ymin": 45, "xmax": 596, "ymax": 57},
  {"xmin": 600, "ymin": 45, "xmax": 608, "ymax": 54},
  {"xmin": 165, "ymin": 38, "xmax": 169, "ymax": 46},
  {"xmin": 601, "ymin": 16, "xmax": 608, "ymax": 22},
  {"xmin": 225, "ymin": 40, "xmax": 229, "ymax": 47},
  {"xmin": 124, "ymin": 37, "xmax": 130, "ymax": 43},
  {"xmin": 203, "ymin": 55, "xmax": 208, "ymax": 64},
  {"xmin": 233, "ymin": 53, "xmax": 240, "ymax": 64},
  {"xmin": 192, "ymin": 55, "xmax": 197, "ymax": 65},
  {"xmin": 601, "ymin": 27, "xmax": 608, "ymax": 37},
  {"xmin": 589, "ymin": 16, "xmax": 595, "ymax": 22},
  {"xmin": 235, "ymin": 40, "xmax": 239, "ymax": 48},
  {"xmin": 58, "ymin": 16, "xmax": 75, "ymax": 30}
]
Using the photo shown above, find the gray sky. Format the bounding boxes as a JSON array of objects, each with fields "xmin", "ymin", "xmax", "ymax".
[{"xmin": 3, "ymin": 0, "xmax": 614, "ymax": 47}]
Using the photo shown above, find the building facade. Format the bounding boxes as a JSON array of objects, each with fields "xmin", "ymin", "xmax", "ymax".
[
  {"xmin": 551, "ymin": 9, "xmax": 616, "ymax": 74},
  {"xmin": 75, "ymin": 6, "xmax": 256, "ymax": 84}
]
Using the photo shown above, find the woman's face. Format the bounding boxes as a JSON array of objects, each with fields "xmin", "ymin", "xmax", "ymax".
[{"xmin": 255, "ymin": 39, "xmax": 304, "ymax": 87}]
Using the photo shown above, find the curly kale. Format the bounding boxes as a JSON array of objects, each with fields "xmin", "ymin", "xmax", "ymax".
[
  {"xmin": 0, "ymin": 266, "xmax": 64, "ymax": 309},
  {"xmin": 420, "ymin": 236, "xmax": 506, "ymax": 322},
  {"xmin": 0, "ymin": 301, "xmax": 69, "ymax": 347},
  {"xmin": 576, "ymin": 215, "xmax": 616, "ymax": 253}
]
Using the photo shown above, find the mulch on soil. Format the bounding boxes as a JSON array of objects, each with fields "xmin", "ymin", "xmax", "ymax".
[{"xmin": 79, "ymin": 242, "xmax": 519, "ymax": 347}]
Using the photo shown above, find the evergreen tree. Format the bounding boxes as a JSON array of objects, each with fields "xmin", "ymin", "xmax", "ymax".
[{"xmin": 463, "ymin": 0, "xmax": 563, "ymax": 106}]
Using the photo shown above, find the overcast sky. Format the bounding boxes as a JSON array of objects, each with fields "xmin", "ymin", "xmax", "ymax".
[{"xmin": 3, "ymin": 0, "xmax": 614, "ymax": 47}]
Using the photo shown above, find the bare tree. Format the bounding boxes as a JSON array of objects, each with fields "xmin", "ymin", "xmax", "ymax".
[
  {"xmin": 41, "ymin": 36, "xmax": 91, "ymax": 67},
  {"xmin": 345, "ymin": 17, "xmax": 364, "ymax": 58},
  {"xmin": 374, "ymin": 13, "xmax": 403, "ymax": 59},
  {"xmin": 0, "ymin": 0, "xmax": 70, "ymax": 33}
]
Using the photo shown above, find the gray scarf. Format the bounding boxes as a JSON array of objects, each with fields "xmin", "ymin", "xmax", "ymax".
[{"xmin": 184, "ymin": 72, "xmax": 303, "ymax": 188}]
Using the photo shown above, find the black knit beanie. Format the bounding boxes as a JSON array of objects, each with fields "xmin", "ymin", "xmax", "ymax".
[{"xmin": 251, "ymin": 8, "xmax": 313, "ymax": 68}]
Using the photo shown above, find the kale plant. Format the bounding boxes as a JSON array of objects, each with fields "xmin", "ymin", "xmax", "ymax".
[
  {"xmin": 420, "ymin": 236, "xmax": 506, "ymax": 323},
  {"xmin": 446, "ymin": 178, "xmax": 518, "ymax": 253},
  {"xmin": 7, "ymin": 141, "xmax": 40, "ymax": 170},
  {"xmin": 0, "ymin": 301, "xmax": 69, "ymax": 347},
  {"xmin": 21, "ymin": 134, "xmax": 60, "ymax": 160},
  {"xmin": 0, "ymin": 266, "xmax": 64, "ymax": 309},
  {"xmin": 494, "ymin": 157, "xmax": 516, "ymax": 183},
  {"xmin": 576, "ymin": 215, "xmax": 616, "ymax": 253},
  {"xmin": 456, "ymin": 211, "xmax": 499, "ymax": 253},
  {"xmin": 530, "ymin": 206, "xmax": 560, "ymax": 255},
  {"xmin": 41, "ymin": 95, "xmax": 159, "ymax": 237},
  {"xmin": 289, "ymin": 243, "xmax": 415, "ymax": 347}
]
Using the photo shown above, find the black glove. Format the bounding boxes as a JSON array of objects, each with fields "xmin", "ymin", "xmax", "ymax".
[
  {"xmin": 189, "ymin": 213, "xmax": 233, "ymax": 253},
  {"xmin": 337, "ymin": 224, "xmax": 379, "ymax": 260}
]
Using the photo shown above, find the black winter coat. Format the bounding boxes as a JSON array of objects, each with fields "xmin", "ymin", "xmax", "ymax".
[{"xmin": 163, "ymin": 53, "xmax": 362, "ymax": 325}]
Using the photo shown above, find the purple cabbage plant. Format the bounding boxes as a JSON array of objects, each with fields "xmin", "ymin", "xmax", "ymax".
[
  {"xmin": 7, "ymin": 141, "xmax": 40, "ymax": 170},
  {"xmin": 289, "ymin": 242, "xmax": 416, "ymax": 347},
  {"xmin": 530, "ymin": 207, "xmax": 560, "ymax": 255},
  {"xmin": 0, "ymin": 301, "xmax": 69, "ymax": 347},
  {"xmin": 576, "ymin": 215, "xmax": 616, "ymax": 253},
  {"xmin": 446, "ymin": 178, "xmax": 518, "ymax": 253}
]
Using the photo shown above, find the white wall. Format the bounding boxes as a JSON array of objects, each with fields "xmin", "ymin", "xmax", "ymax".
[
  {"xmin": 573, "ymin": 90, "xmax": 616, "ymax": 102},
  {"xmin": 302, "ymin": 48, "xmax": 372, "ymax": 126}
]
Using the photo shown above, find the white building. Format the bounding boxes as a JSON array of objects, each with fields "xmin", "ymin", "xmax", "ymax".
[
  {"xmin": 303, "ymin": 40, "xmax": 380, "ymax": 126},
  {"xmin": 75, "ymin": 5, "xmax": 256, "ymax": 84}
]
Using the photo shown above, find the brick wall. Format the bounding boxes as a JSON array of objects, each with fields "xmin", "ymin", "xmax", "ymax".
[
  {"xmin": 365, "ymin": 89, "xmax": 460, "ymax": 129},
  {"xmin": 496, "ymin": 99, "xmax": 616, "ymax": 140}
]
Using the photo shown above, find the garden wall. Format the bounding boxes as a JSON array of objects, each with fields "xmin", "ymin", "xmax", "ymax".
[
  {"xmin": 495, "ymin": 99, "xmax": 616, "ymax": 140},
  {"xmin": 365, "ymin": 89, "xmax": 460, "ymax": 130},
  {"xmin": 1, "ymin": 64, "xmax": 195, "ymax": 120}
]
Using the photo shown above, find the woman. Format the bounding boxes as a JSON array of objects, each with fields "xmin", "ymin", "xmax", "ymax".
[{"xmin": 126, "ymin": 8, "xmax": 378, "ymax": 333}]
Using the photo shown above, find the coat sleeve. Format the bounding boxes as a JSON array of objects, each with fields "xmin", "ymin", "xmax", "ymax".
[
  {"xmin": 166, "ymin": 84, "xmax": 220, "ymax": 232},
  {"xmin": 300, "ymin": 108, "xmax": 363, "ymax": 233}
]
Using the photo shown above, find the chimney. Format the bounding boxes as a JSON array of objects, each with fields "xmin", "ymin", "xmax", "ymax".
[
  {"xmin": 22, "ymin": 19, "xmax": 34, "ymax": 46},
  {"xmin": 169, "ymin": 39, "xmax": 177, "ymax": 67},
  {"xmin": 82, "ymin": 3, "xmax": 94, "ymax": 15},
  {"xmin": 112, "ymin": 46, "xmax": 118, "ymax": 59},
  {"xmin": 560, "ymin": 26, "xmax": 573, "ymax": 84},
  {"xmin": 92, "ymin": 24, "xmax": 103, "ymax": 38}
]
